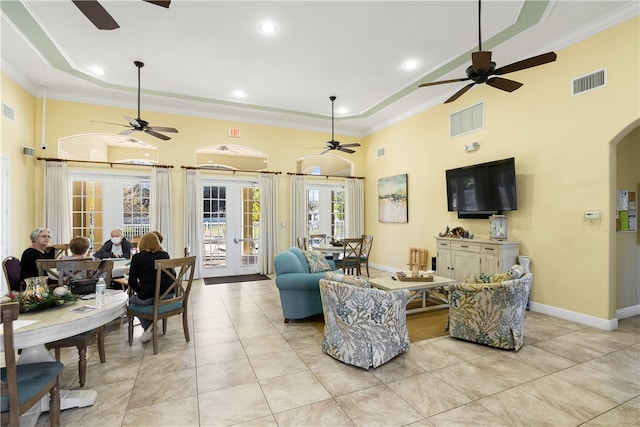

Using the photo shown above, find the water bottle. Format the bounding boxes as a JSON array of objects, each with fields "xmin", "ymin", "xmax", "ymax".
[{"xmin": 95, "ymin": 278, "xmax": 106, "ymax": 307}]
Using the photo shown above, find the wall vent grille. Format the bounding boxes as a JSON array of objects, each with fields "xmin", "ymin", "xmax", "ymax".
[
  {"xmin": 2, "ymin": 103, "xmax": 15, "ymax": 121},
  {"xmin": 450, "ymin": 102, "xmax": 483, "ymax": 138},
  {"xmin": 377, "ymin": 148, "xmax": 385, "ymax": 157},
  {"xmin": 572, "ymin": 69, "xmax": 606, "ymax": 95}
]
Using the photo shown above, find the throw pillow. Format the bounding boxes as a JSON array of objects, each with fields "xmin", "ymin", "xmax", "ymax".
[{"xmin": 304, "ymin": 250, "xmax": 332, "ymax": 273}]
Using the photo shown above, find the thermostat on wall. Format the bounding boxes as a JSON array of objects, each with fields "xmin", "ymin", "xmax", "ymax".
[{"xmin": 584, "ymin": 210, "xmax": 600, "ymax": 220}]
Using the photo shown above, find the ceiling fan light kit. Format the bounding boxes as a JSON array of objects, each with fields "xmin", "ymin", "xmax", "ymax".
[{"xmin": 419, "ymin": 0, "xmax": 557, "ymax": 104}]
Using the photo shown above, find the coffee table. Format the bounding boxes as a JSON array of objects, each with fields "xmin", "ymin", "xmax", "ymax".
[{"xmin": 370, "ymin": 275, "xmax": 455, "ymax": 314}]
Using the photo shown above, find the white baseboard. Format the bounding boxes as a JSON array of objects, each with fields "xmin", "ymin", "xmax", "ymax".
[
  {"xmin": 370, "ymin": 262, "xmax": 630, "ymax": 331},
  {"xmin": 617, "ymin": 304, "xmax": 640, "ymax": 320},
  {"xmin": 528, "ymin": 302, "xmax": 618, "ymax": 331}
]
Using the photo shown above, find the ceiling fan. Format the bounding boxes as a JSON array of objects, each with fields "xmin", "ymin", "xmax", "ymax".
[
  {"xmin": 92, "ymin": 61, "xmax": 179, "ymax": 141},
  {"xmin": 318, "ymin": 96, "xmax": 361, "ymax": 154},
  {"xmin": 419, "ymin": 0, "xmax": 557, "ymax": 103},
  {"xmin": 72, "ymin": 0, "xmax": 170, "ymax": 30}
]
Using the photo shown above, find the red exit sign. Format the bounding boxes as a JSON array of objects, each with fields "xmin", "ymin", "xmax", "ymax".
[{"xmin": 228, "ymin": 128, "xmax": 241, "ymax": 138}]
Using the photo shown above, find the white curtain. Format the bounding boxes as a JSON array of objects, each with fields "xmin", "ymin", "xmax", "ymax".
[
  {"xmin": 345, "ymin": 178, "xmax": 364, "ymax": 237},
  {"xmin": 290, "ymin": 175, "xmax": 307, "ymax": 247},
  {"xmin": 184, "ymin": 169, "xmax": 203, "ymax": 278},
  {"xmin": 43, "ymin": 161, "xmax": 72, "ymax": 244},
  {"xmin": 150, "ymin": 167, "xmax": 173, "ymax": 253},
  {"xmin": 258, "ymin": 173, "xmax": 279, "ymax": 274}
]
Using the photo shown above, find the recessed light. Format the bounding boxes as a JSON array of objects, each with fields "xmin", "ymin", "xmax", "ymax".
[
  {"xmin": 337, "ymin": 107, "xmax": 349, "ymax": 114},
  {"xmin": 144, "ymin": 153, "xmax": 150, "ymax": 157},
  {"xmin": 258, "ymin": 22, "xmax": 277, "ymax": 34},
  {"xmin": 402, "ymin": 60, "xmax": 419, "ymax": 70},
  {"xmin": 232, "ymin": 90, "xmax": 246, "ymax": 98},
  {"xmin": 90, "ymin": 66, "xmax": 104, "ymax": 75}
]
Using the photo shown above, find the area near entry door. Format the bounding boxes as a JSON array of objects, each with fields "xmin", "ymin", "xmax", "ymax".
[{"xmin": 201, "ymin": 180, "xmax": 260, "ymax": 278}]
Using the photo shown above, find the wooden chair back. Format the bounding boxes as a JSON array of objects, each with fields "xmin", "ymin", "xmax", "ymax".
[
  {"xmin": 360, "ymin": 235, "xmax": 374, "ymax": 277},
  {"xmin": 36, "ymin": 258, "xmax": 113, "ymax": 286},
  {"xmin": 2, "ymin": 256, "xmax": 22, "ymax": 292},
  {"xmin": 336, "ymin": 238, "xmax": 364, "ymax": 275},
  {"xmin": 47, "ymin": 244, "xmax": 70, "ymax": 259},
  {"xmin": 1, "ymin": 302, "xmax": 62, "ymax": 426},
  {"xmin": 296, "ymin": 237, "xmax": 308, "ymax": 250},
  {"xmin": 309, "ymin": 234, "xmax": 327, "ymax": 245}
]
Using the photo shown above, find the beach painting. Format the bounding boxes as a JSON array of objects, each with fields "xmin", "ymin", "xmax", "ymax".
[{"xmin": 378, "ymin": 174, "xmax": 408, "ymax": 223}]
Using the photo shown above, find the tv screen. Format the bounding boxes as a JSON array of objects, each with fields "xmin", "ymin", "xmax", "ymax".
[{"xmin": 446, "ymin": 158, "xmax": 517, "ymax": 217}]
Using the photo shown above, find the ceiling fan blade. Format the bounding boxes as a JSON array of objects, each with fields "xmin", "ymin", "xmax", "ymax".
[
  {"xmin": 419, "ymin": 77, "xmax": 470, "ymax": 88},
  {"xmin": 145, "ymin": 129, "xmax": 171, "ymax": 141},
  {"xmin": 148, "ymin": 126, "xmax": 179, "ymax": 133},
  {"xmin": 72, "ymin": 0, "xmax": 119, "ymax": 30},
  {"xmin": 337, "ymin": 147, "xmax": 356, "ymax": 154},
  {"xmin": 340, "ymin": 143, "xmax": 361, "ymax": 148},
  {"xmin": 472, "ymin": 51, "xmax": 492, "ymax": 73},
  {"xmin": 486, "ymin": 77, "xmax": 523, "ymax": 92},
  {"xmin": 143, "ymin": 0, "xmax": 171, "ymax": 8},
  {"xmin": 123, "ymin": 115, "xmax": 142, "ymax": 128},
  {"xmin": 321, "ymin": 148, "xmax": 332, "ymax": 155},
  {"xmin": 444, "ymin": 82, "xmax": 476, "ymax": 104},
  {"xmin": 494, "ymin": 52, "xmax": 557, "ymax": 76},
  {"xmin": 119, "ymin": 129, "xmax": 135, "ymax": 136},
  {"xmin": 90, "ymin": 120, "xmax": 129, "ymax": 128}
]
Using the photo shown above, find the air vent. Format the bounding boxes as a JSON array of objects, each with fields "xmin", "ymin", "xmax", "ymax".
[
  {"xmin": 572, "ymin": 69, "xmax": 606, "ymax": 96},
  {"xmin": 450, "ymin": 102, "xmax": 483, "ymax": 138},
  {"xmin": 377, "ymin": 148, "xmax": 385, "ymax": 157},
  {"xmin": 2, "ymin": 103, "xmax": 15, "ymax": 121}
]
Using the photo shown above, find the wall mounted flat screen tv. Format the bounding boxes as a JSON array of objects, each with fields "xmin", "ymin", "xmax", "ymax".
[{"xmin": 446, "ymin": 157, "xmax": 517, "ymax": 219}]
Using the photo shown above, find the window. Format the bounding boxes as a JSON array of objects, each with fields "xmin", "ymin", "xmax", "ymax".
[
  {"xmin": 307, "ymin": 185, "xmax": 344, "ymax": 239},
  {"xmin": 69, "ymin": 173, "xmax": 150, "ymax": 250}
]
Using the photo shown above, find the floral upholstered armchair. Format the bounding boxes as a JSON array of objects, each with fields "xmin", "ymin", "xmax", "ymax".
[
  {"xmin": 447, "ymin": 269, "xmax": 532, "ymax": 351},
  {"xmin": 319, "ymin": 272, "xmax": 410, "ymax": 369}
]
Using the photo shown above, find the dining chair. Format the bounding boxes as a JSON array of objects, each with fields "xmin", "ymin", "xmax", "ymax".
[
  {"xmin": 1, "ymin": 302, "xmax": 63, "ymax": 427},
  {"xmin": 296, "ymin": 236, "xmax": 308, "ymax": 250},
  {"xmin": 334, "ymin": 238, "xmax": 364, "ymax": 275},
  {"xmin": 36, "ymin": 258, "xmax": 114, "ymax": 387},
  {"xmin": 2, "ymin": 256, "xmax": 22, "ymax": 292},
  {"xmin": 359, "ymin": 234, "xmax": 374, "ymax": 277},
  {"xmin": 309, "ymin": 234, "xmax": 327, "ymax": 245},
  {"xmin": 127, "ymin": 256, "xmax": 196, "ymax": 355},
  {"xmin": 47, "ymin": 243, "xmax": 70, "ymax": 259}
]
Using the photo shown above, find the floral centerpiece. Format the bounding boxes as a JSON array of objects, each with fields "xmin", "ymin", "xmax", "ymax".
[{"xmin": 0, "ymin": 276, "xmax": 78, "ymax": 313}]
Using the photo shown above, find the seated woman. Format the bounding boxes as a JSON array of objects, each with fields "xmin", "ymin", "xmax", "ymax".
[
  {"xmin": 93, "ymin": 228, "xmax": 133, "ymax": 259},
  {"xmin": 60, "ymin": 236, "xmax": 94, "ymax": 282},
  {"xmin": 127, "ymin": 232, "xmax": 173, "ymax": 343},
  {"xmin": 19, "ymin": 227, "xmax": 55, "ymax": 286}
]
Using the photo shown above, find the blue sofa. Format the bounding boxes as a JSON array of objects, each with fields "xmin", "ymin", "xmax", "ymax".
[{"xmin": 274, "ymin": 247, "xmax": 340, "ymax": 322}]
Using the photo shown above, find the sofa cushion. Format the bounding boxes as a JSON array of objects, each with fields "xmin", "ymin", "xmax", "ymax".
[{"xmin": 304, "ymin": 250, "xmax": 333, "ymax": 273}]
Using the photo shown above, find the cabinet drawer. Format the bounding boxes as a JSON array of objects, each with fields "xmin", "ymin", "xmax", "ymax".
[
  {"xmin": 451, "ymin": 241, "xmax": 480, "ymax": 253},
  {"xmin": 436, "ymin": 240, "xmax": 451, "ymax": 249},
  {"xmin": 480, "ymin": 244, "xmax": 500, "ymax": 254}
]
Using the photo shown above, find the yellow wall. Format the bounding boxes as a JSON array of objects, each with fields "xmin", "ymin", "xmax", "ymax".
[
  {"xmin": 1, "ymin": 75, "xmax": 38, "ymax": 253},
  {"xmin": 363, "ymin": 16, "xmax": 639, "ymax": 321},
  {"xmin": 2, "ymin": 17, "xmax": 638, "ymax": 323}
]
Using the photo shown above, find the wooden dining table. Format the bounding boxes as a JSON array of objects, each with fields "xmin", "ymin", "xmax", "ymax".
[
  {"xmin": 0, "ymin": 290, "xmax": 128, "ymax": 426},
  {"xmin": 311, "ymin": 243, "xmax": 345, "ymax": 259}
]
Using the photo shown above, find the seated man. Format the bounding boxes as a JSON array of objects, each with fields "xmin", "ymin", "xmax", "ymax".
[{"xmin": 94, "ymin": 228, "xmax": 133, "ymax": 259}]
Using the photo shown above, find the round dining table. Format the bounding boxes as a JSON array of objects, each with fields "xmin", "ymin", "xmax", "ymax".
[{"xmin": 0, "ymin": 290, "xmax": 128, "ymax": 426}]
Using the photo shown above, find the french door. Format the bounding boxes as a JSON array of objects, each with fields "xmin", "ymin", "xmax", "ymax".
[{"xmin": 201, "ymin": 179, "xmax": 260, "ymax": 277}]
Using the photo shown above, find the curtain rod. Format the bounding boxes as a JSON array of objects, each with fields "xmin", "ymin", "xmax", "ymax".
[
  {"xmin": 287, "ymin": 172, "xmax": 364, "ymax": 180},
  {"xmin": 181, "ymin": 166, "xmax": 280, "ymax": 175},
  {"xmin": 37, "ymin": 157, "xmax": 174, "ymax": 168}
]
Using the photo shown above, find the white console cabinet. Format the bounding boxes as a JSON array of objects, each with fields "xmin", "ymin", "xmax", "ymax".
[{"xmin": 435, "ymin": 237, "xmax": 520, "ymax": 282}]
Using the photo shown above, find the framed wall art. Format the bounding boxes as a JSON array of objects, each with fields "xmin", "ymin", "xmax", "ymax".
[{"xmin": 378, "ymin": 174, "xmax": 408, "ymax": 223}]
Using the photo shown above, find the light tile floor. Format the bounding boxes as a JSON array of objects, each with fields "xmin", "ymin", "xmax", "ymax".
[{"xmin": 35, "ymin": 269, "xmax": 640, "ymax": 426}]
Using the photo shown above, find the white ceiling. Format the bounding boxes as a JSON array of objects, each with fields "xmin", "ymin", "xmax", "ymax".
[{"xmin": 2, "ymin": 1, "xmax": 638, "ymax": 138}]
